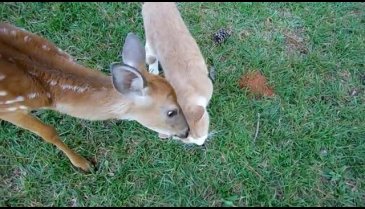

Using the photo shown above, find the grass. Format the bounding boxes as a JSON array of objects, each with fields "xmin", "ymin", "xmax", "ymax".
[{"xmin": 1, "ymin": 2, "xmax": 364, "ymax": 207}]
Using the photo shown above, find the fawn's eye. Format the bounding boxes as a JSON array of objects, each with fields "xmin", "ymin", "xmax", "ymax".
[{"xmin": 167, "ymin": 109, "xmax": 178, "ymax": 118}]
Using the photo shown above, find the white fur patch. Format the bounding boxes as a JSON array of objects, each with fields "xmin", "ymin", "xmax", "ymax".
[
  {"xmin": 148, "ymin": 60, "xmax": 159, "ymax": 75},
  {"xmin": 196, "ymin": 96, "xmax": 208, "ymax": 107},
  {"xmin": 42, "ymin": 44, "xmax": 50, "ymax": 51},
  {"xmin": 186, "ymin": 135, "xmax": 208, "ymax": 146},
  {"xmin": 158, "ymin": 133, "xmax": 170, "ymax": 139},
  {"xmin": 0, "ymin": 27, "xmax": 8, "ymax": 33},
  {"xmin": 10, "ymin": 30, "xmax": 16, "ymax": 36},
  {"xmin": 145, "ymin": 42, "xmax": 159, "ymax": 75},
  {"xmin": 27, "ymin": 93, "xmax": 38, "ymax": 99},
  {"xmin": 19, "ymin": 105, "xmax": 28, "ymax": 110},
  {"xmin": 24, "ymin": 35, "xmax": 31, "ymax": 42},
  {"xmin": 54, "ymin": 103, "xmax": 69, "ymax": 114},
  {"xmin": 4, "ymin": 96, "xmax": 24, "ymax": 104},
  {"xmin": 0, "ymin": 91, "xmax": 7, "ymax": 96},
  {"xmin": 61, "ymin": 84, "xmax": 88, "ymax": 93},
  {"xmin": 57, "ymin": 48, "xmax": 69, "ymax": 58},
  {"xmin": 29, "ymin": 71, "xmax": 38, "ymax": 76},
  {"xmin": 49, "ymin": 80, "xmax": 58, "ymax": 86},
  {"xmin": 172, "ymin": 134, "xmax": 208, "ymax": 146},
  {"xmin": 6, "ymin": 107, "xmax": 17, "ymax": 111},
  {"xmin": 0, "ymin": 74, "xmax": 5, "ymax": 81}
]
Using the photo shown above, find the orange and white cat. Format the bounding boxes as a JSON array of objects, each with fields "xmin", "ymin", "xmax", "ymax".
[{"xmin": 142, "ymin": 2, "xmax": 213, "ymax": 145}]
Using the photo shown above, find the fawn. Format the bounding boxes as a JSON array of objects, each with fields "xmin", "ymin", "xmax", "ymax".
[{"xmin": 0, "ymin": 22, "xmax": 189, "ymax": 171}]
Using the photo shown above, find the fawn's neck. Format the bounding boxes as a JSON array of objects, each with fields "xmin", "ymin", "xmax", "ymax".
[{"xmin": 35, "ymin": 65, "xmax": 133, "ymax": 121}]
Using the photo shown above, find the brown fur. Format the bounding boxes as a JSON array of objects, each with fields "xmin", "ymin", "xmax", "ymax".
[{"xmin": 0, "ymin": 22, "xmax": 188, "ymax": 171}]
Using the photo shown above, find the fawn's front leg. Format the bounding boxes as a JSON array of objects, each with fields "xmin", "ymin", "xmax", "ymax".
[{"xmin": 0, "ymin": 112, "xmax": 92, "ymax": 172}]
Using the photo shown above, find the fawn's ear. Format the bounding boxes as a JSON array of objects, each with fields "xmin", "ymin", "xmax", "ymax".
[
  {"xmin": 110, "ymin": 62, "xmax": 147, "ymax": 96},
  {"xmin": 121, "ymin": 32, "xmax": 146, "ymax": 71}
]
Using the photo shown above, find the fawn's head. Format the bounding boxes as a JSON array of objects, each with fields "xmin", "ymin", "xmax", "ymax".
[{"xmin": 110, "ymin": 33, "xmax": 189, "ymax": 138}]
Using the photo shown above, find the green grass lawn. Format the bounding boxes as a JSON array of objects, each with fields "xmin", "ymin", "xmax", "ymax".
[{"xmin": 1, "ymin": 2, "xmax": 364, "ymax": 207}]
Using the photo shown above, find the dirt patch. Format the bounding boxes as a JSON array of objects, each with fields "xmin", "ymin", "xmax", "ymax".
[
  {"xmin": 283, "ymin": 29, "xmax": 308, "ymax": 54},
  {"xmin": 263, "ymin": 8, "xmax": 309, "ymax": 55},
  {"xmin": 238, "ymin": 29, "xmax": 250, "ymax": 41},
  {"xmin": 339, "ymin": 70, "xmax": 351, "ymax": 83},
  {"xmin": 239, "ymin": 71, "xmax": 275, "ymax": 98},
  {"xmin": 1, "ymin": 167, "xmax": 24, "ymax": 193},
  {"xmin": 337, "ymin": 70, "xmax": 364, "ymax": 98}
]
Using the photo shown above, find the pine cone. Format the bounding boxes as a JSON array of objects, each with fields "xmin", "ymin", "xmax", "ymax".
[{"xmin": 212, "ymin": 28, "xmax": 232, "ymax": 44}]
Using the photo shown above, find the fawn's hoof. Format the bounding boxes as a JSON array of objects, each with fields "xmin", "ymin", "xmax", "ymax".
[{"xmin": 72, "ymin": 157, "xmax": 94, "ymax": 172}]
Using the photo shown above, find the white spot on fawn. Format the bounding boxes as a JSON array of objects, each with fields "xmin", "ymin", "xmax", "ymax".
[
  {"xmin": 46, "ymin": 93, "xmax": 51, "ymax": 98},
  {"xmin": 8, "ymin": 57, "xmax": 14, "ymax": 63},
  {"xmin": 27, "ymin": 93, "xmax": 38, "ymax": 99},
  {"xmin": 4, "ymin": 96, "xmax": 24, "ymax": 104},
  {"xmin": 0, "ymin": 74, "xmax": 5, "ymax": 81},
  {"xmin": 0, "ymin": 91, "xmax": 7, "ymax": 96},
  {"xmin": 58, "ymin": 48, "xmax": 72, "ymax": 60},
  {"xmin": 24, "ymin": 35, "xmax": 31, "ymax": 42},
  {"xmin": 0, "ymin": 27, "xmax": 8, "ymax": 33},
  {"xmin": 42, "ymin": 44, "xmax": 50, "ymax": 51},
  {"xmin": 10, "ymin": 30, "xmax": 16, "ymax": 36},
  {"xmin": 19, "ymin": 105, "xmax": 28, "ymax": 110},
  {"xmin": 29, "ymin": 71, "xmax": 38, "ymax": 76},
  {"xmin": 6, "ymin": 107, "xmax": 17, "ymax": 112},
  {"xmin": 61, "ymin": 84, "xmax": 88, "ymax": 93},
  {"xmin": 49, "ymin": 80, "xmax": 57, "ymax": 86}
]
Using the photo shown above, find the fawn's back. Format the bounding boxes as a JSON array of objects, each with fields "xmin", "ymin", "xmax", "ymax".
[{"xmin": 0, "ymin": 22, "xmax": 110, "ymax": 113}]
